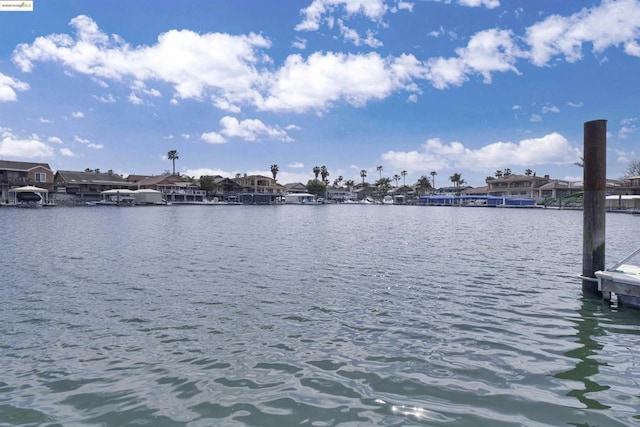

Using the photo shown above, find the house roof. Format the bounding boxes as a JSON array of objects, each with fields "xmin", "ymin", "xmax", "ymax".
[
  {"xmin": 136, "ymin": 174, "xmax": 191, "ymax": 186},
  {"xmin": 0, "ymin": 160, "xmax": 52, "ymax": 171},
  {"xmin": 55, "ymin": 170, "xmax": 133, "ymax": 186}
]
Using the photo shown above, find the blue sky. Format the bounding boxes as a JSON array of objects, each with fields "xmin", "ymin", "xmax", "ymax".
[{"xmin": 0, "ymin": 0, "xmax": 638, "ymax": 187}]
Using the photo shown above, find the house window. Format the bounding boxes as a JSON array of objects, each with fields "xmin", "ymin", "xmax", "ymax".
[{"xmin": 35, "ymin": 172, "xmax": 46, "ymax": 183}]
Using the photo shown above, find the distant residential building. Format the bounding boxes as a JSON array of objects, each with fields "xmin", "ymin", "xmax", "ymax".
[
  {"xmin": 54, "ymin": 170, "xmax": 134, "ymax": 200},
  {"xmin": 486, "ymin": 174, "xmax": 551, "ymax": 198},
  {"xmin": 612, "ymin": 175, "xmax": 640, "ymax": 195},
  {"xmin": 132, "ymin": 174, "xmax": 206, "ymax": 203},
  {"xmin": 0, "ymin": 160, "xmax": 54, "ymax": 201},
  {"xmin": 234, "ymin": 174, "xmax": 285, "ymax": 195},
  {"xmin": 534, "ymin": 180, "xmax": 582, "ymax": 201},
  {"xmin": 284, "ymin": 182, "xmax": 308, "ymax": 194},
  {"xmin": 326, "ymin": 187, "xmax": 354, "ymax": 202}
]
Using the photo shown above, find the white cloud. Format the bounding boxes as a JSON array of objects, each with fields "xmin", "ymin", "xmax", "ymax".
[
  {"xmin": 618, "ymin": 117, "xmax": 638, "ymax": 139},
  {"xmin": 219, "ymin": 116, "xmax": 293, "ymax": 142},
  {"xmin": 201, "ymin": 131, "xmax": 227, "ymax": 144},
  {"xmin": 0, "ymin": 133, "xmax": 53, "ymax": 158},
  {"xmin": 93, "ymin": 93, "xmax": 116, "ymax": 103},
  {"xmin": 525, "ymin": 0, "xmax": 640, "ymax": 66},
  {"xmin": 542, "ymin": 105, "xmax": 559, "ymax": 114},
  {"xmin": 530, "ymin": 114, "xmax": 542, "ymax": 122},
  {"xmin": 48, "ymin": 136, "xmax": 63, "ymax": 144},
  {"xmin": 337, "ymin": 20, "xmax": 383, "ymax": 48},
  {"xmin": 295, "ymin": 0, "xmax": 389, "ymax": 32},
  {"xmin": 88, "ymin": 143, "xmax": 104, "ymax": 149},
  {"xmin": 426, "ymin": 29, "xmax": 521, "ymax": 89},
  {"xmin": 292, "ymin": 37, "xmax": 307, "ymax": 50},
  {"xmin": 288, "ymin": 162, "xmax": 304, "ymax": 168},
  {"xmin": 458, "ymin": 0, "xmax": 500, "ymax": 8},
  {"xmin": 13, "ymin": 15, "xmax": 271, "ymax": 107},
  {"xmin": 381, "ymin": 132, "xmax": 580, "ymax": 173},
  {"xmin": 128, "ymin": 92, "xmax": 144, "ymax": 105},
  {"xmin": 74, "ymin": 136, "xmax": 91, "ymax": 144},
  {"xmin": 262, "ymin": 52, "xmax": 425, "ymax": 112},
  {"xmin": 60, "ymin": 147, "xmax": 76, "ymax": 157},
  {"xmin": 0, "ymin": 72, "xmax": 29, "ymax": 102},
  {"xmin": 72, "ymin": 111, "xmax": 84, "ymax": 118},
  {"xmin": 39, "ymin": 117, "xmax": 53, "ymax": 123},
  {"xmin": 567, "ymin": 101, "xmax": 583, "ymax": 108}
]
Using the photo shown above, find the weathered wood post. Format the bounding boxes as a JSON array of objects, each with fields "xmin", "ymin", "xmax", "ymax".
[{"xmin": 582, "ymin": 119, "xmax": 607, "ymax": 295}]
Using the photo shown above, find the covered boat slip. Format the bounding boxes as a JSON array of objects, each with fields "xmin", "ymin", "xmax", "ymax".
[
  {"xmin": 595, "ymin": 247, "xmax": 640, "ymax": 307},
  {"xmin": 98, "ymin": 189, "xmax": 165, "ymax": 205},
  {"xmin": 6, "ymin": 185, "xmax": 53, "ymax": 207},
  {"xmin": 284, "ymin": 193, "xmax": 322, "ymax": 204}
]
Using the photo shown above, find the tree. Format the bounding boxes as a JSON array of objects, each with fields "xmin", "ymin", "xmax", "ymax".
[
  {"xmin": 503, "ymin": 168, "xmax": 512, "ymax": 177},
  {"xmin": 235, "ymin": 173, "xmax": 241, "ymax": 179},
  {"xmin": 375, "ymin": 177, "xmax": 391, "ymax": 196},
  {"xmin": 401, "ymin": 170, "xmax": 407, "ymax": 186},
  {"xmin": 333, "ymin": 175, "xmax": 343, "ymax": 188},
  {"xmin": 320, "ymin": 165, "xmax": 329, "ymax": 184},
  {"xmin": 306, "ymin": 179, "xmax": 326, "ymax": 197},
  {"xmin": 313, "ymin": 166, "xmax": 321, "ymax": 180},
  {"xmin": 360, "ymin": 169, "xmax": 367, "ymax": 184},
  {"xmin": 199, "ymin": 175, "xmax": 217, "ymax": 195},
  {"xmin": 167, "ymin": 150, "xmax": 179, "ymax": 175},
  {"xmin": 344, "ymin": 179, "xmax": 355, "ymax": 190},
  {"xmin": 430, "ymin": 171, "xmax": 437, "ymax": 191},
  {"xmin": 416, "ymin": 175, "xmax": 432, "ymax": 195},
  {"xmin": 495, "ymin": 170, "xmax": 503, "ymax": 178},
  {"xmin": 377, "ymin": 165, "xmax": 383, "ymax": 180},
  {"xmin": 524, "ymin": 168, "xmax": 533, "ymax": 176},
  {"xmin": 270, "ymin": 164, "xmax": 279, "ymax": 181},
  {"xmin": 449, "ymin": 172, "xmax": 465, "ymax": 194},
  {"xmin": 625, "ymin": 159, "xmax": 640, "ymax": 177},
  {"xmin": 393, "ymin": 174, "xmax": 401, "ymax": 187}
]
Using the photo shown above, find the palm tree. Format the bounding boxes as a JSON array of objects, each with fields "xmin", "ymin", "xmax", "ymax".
[
  {"xmin": 430, "ymin": 171, "xmax": 437, "ymax": 192},
  {"xmin": 393, "ymin": 174, "xmax": 401, "ymax": 187},
  {"xmin": 449, "ymin": 172, "xmax": 465, "ymax": 194},
  {"xmin": 360, "ymin": 169, "xmax": 367, "ymax": 184},
  {"xmin": 376, "ymin": 165, "xmax": 383, "ymax": 180},
  {"xmin": 416, "ymin": 175, "xmax": 431, "ymax": 195},
  {"xmin": 320, "ymin": 165, "xmax": 329, "ymax": 184},
  {"xmin": 401, "ymin": 170, "xmax": 407, "ymax": 186},
  {"xmin": 167, "ymin": 150, "xmax": 179, "ymax": 175},
  {"xmin": 344, "ymin": 179, "xmax": 355, "ymax": 192},
  {"xmin": 503, "ymin": 168, "xmax": 512, "ymax": 177},
  {"xmin": 270, "ymin": 164, "xmax": 279, "ymax": 181},
  {"xmin": 313, "ymin": 166, "xmax": 320, "ymax": 180},
  {"xmin": 376, "ymin": 177, "xmax": 391, "ymax": 196},
  {"xmin": 495, "ymin": 169, "xmax": 503, "ymax": 178}
]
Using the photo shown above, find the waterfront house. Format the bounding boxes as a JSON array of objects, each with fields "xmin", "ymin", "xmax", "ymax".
[
  {"xmin": 612, "ymin": 175, "xmax": 640, "ymax": 196},
  {"xmin": 132, "ymin": 174, "xmax": 206, "ymax": 203},
  {"xmin": 54, "ymin": 170, "xmax": 135, "ymax": 201},
  {"xmin": 233, "ymin": 174, "xmax": 285, "ymax": 204},
  {"xmin": 486, "ymin": 174, "xmax": 551, "ymax": 198},
  {"xmin": 284, "ymin": 182, "xmax": 308, "ymax": 194},
  {"xmin": 325, "ymin": 187, "xmax": 355, "ymax": 202},
  {"xmin": 0, "ymin": 160, "xmax": 54, "ymax": 202}
]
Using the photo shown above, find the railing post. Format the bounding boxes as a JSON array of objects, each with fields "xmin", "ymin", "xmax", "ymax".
[{"xmin": 582, "ymin": 119, "xmax": 607, "ymax": 295}]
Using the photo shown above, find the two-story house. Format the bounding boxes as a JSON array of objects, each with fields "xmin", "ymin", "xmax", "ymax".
[
  {"xmin": 54, "ymin": 170, "xmax": 136, "ymax": 201},
  {"xmin": 129, "ymin": 174, "xmax": 206, "ymax": 203},
  {"xmin": 486, "ymin": 174, "xmax": 551, "ymax": 199},
  {"xmin": 0, "ymin": 160, "xmax": 54, "ymax": 202}
]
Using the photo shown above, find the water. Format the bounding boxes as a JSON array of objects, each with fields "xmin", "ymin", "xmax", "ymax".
[{"xmin": 1, "ymin": 205, "xmax": 639, "ymax": 426}]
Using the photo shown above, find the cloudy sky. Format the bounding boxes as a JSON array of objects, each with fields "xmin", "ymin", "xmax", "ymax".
[{"xmin": 0, "ymin": 0, "xmax": 638, "ymax": 187}]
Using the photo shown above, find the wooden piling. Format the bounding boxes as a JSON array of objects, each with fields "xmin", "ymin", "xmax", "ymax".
[{"xmin": 582, "ymin": 120, "xmax": 607, "ymax": 295}]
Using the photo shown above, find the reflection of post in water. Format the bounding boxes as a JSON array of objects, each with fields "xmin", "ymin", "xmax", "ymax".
[{"xmin": 554, "ymin": 298, "xmax": 610, "ymax": 410}]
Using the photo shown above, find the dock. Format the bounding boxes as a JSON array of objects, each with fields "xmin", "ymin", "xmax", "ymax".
[{"xmin": 595, "ymin": 248, "xmax": 640, "ymax": 307}]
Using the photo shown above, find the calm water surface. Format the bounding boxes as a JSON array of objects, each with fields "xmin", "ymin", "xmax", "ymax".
[{"xmin": 1, "ymin": 205, "xmax": 639, "ymax": 426}]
